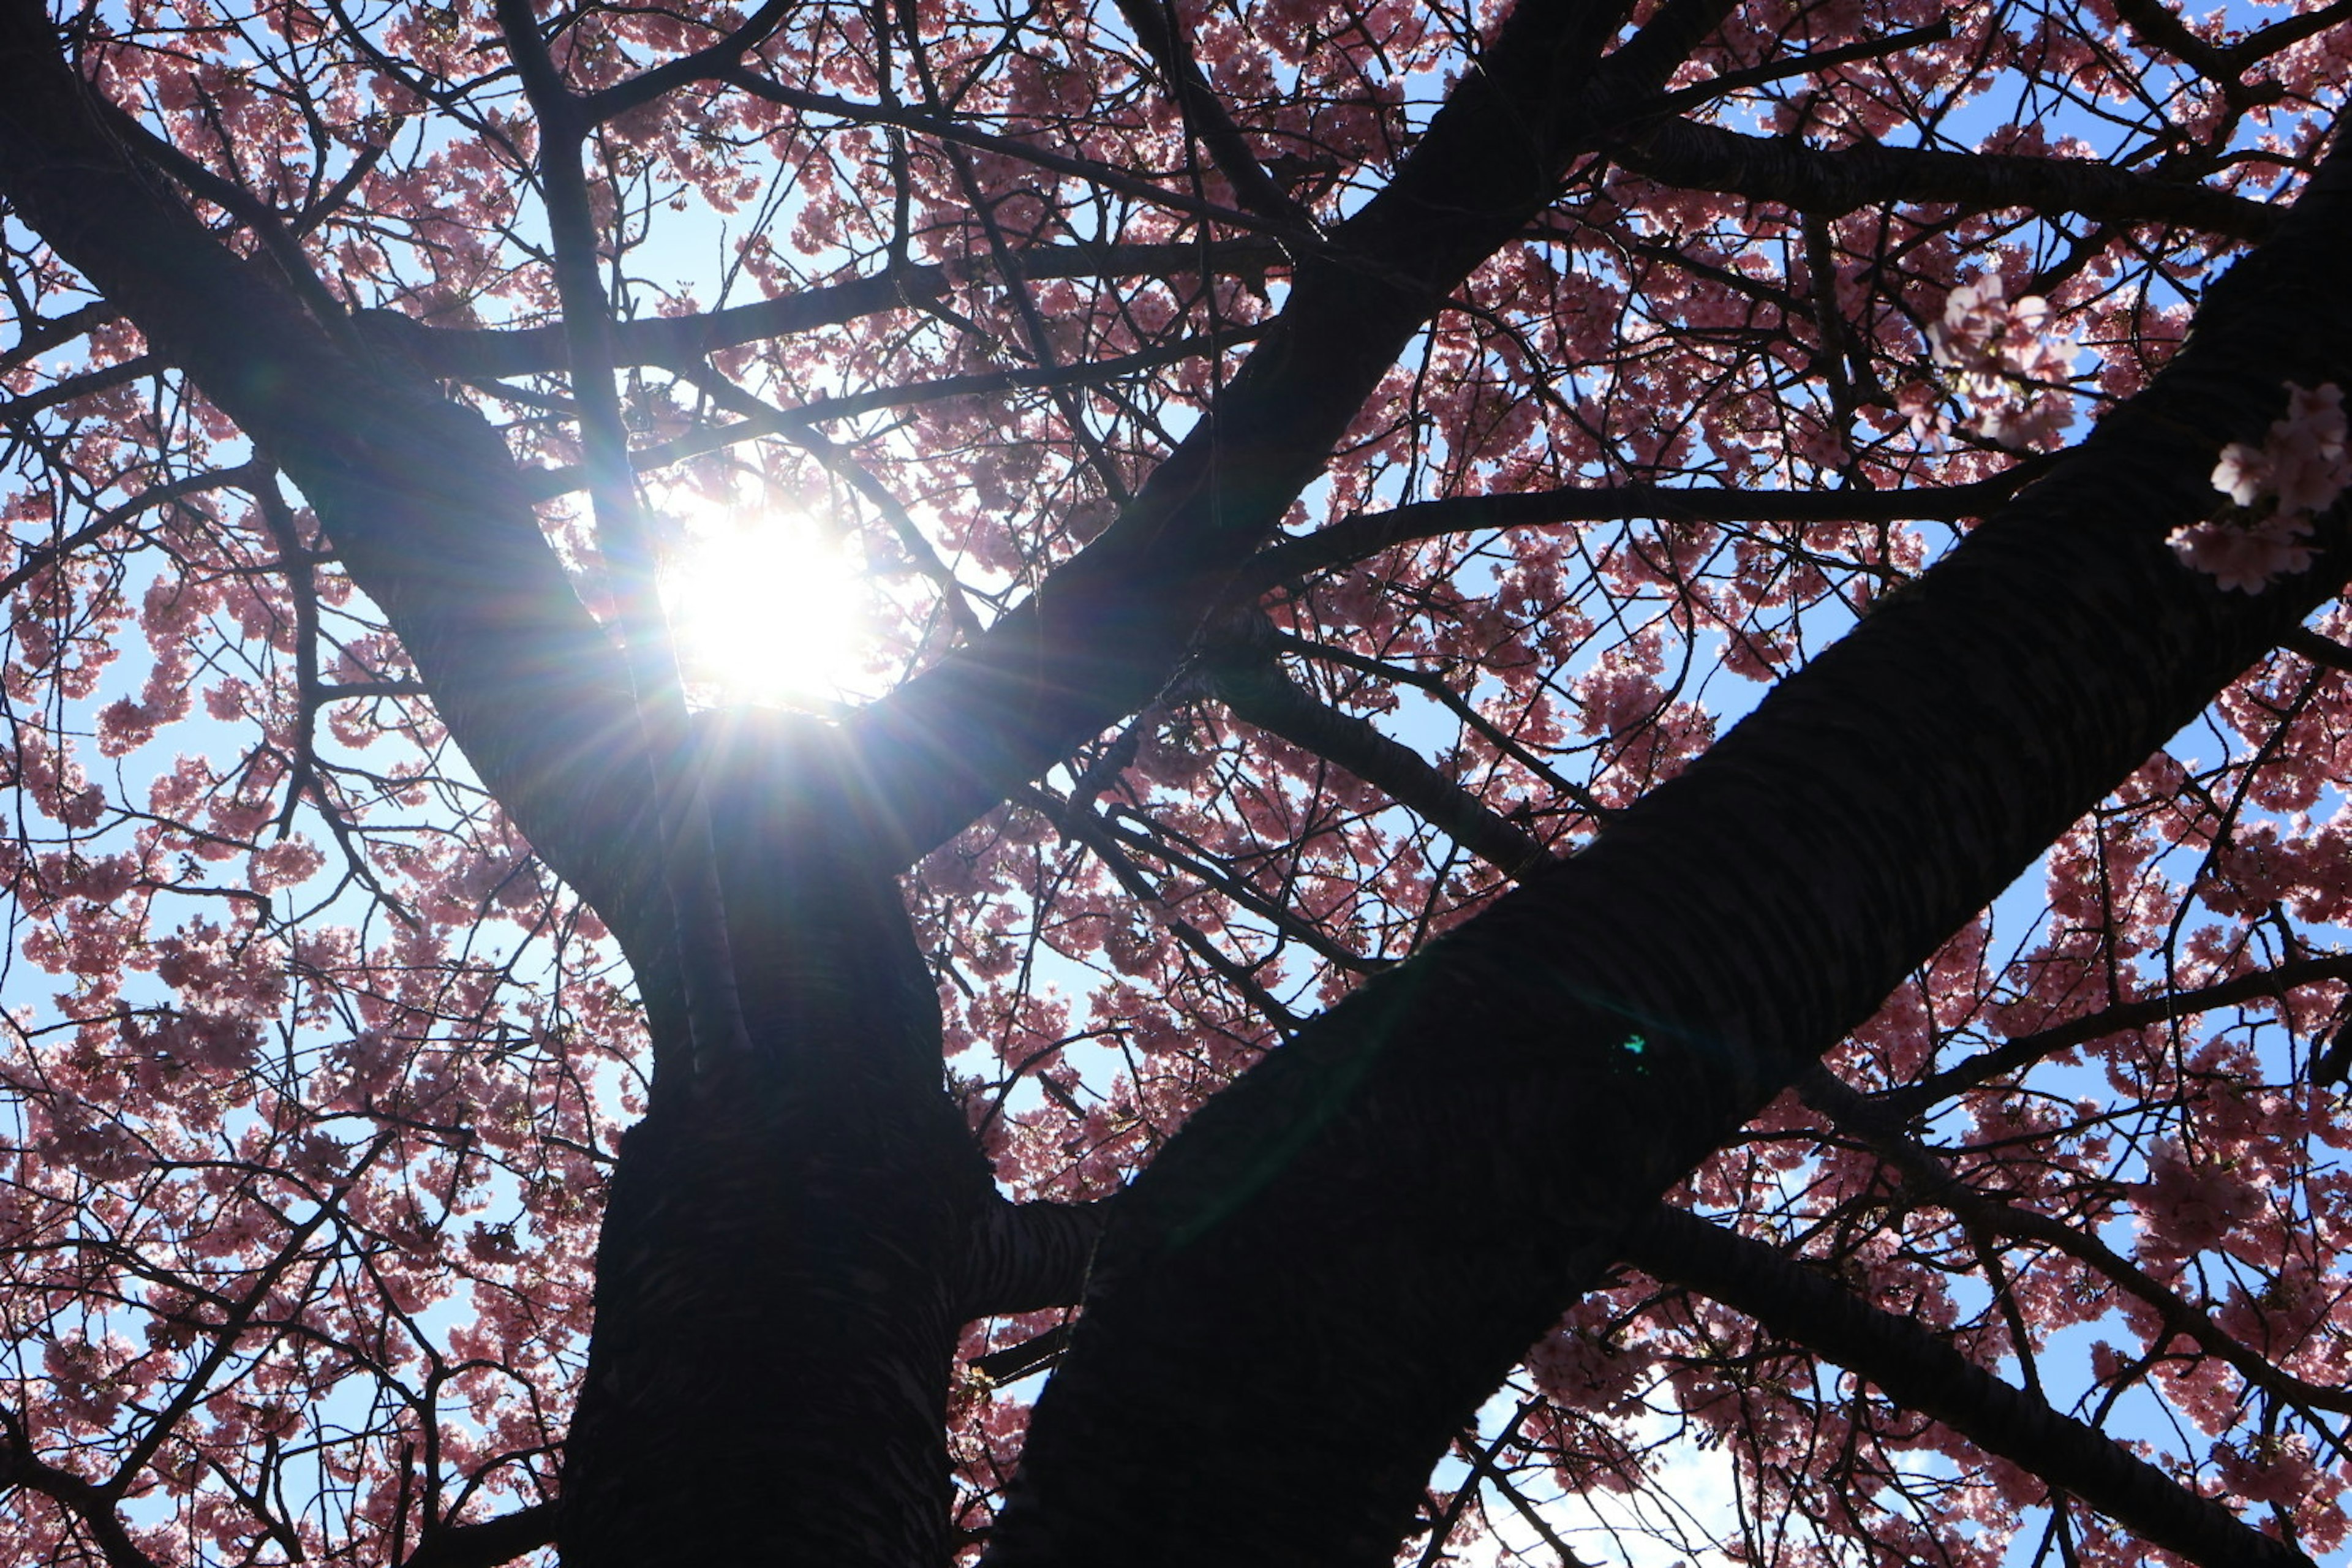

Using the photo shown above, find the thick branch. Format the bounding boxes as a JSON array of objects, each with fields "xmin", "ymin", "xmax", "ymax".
[
  {"xmin": 984, "ymin": 116, "xmax": 2352, "ymax": 1568},
  {"xmin": 0, "ymin": 0, "xmax": 675, "ymax": 1008},
  {"xmin": 849, "ymin": 0, "xmax": 1736, "ymax": 865},
  {"xmin": 0, "ymin": 1423, "xmax": 164, "ymax": 1568},
  {"xmin": 1804, "ymin": 1069, "xmax": 2352, "ymax": 1421},
  {"xmin": 960, "ymin": 1197, "xmax": 1111, "ymax": 1319},
  {"xmin": 1624, "ymin": 1205, "xmax": 2310, "ymax": 1567},
  {"xmin": 401, "ymin": 1502, "xmax": 560, "ymax": 1568},
  {"xmin": 494, "ymin": 0, "xmax": 753, "ymax": 1080},
  {"xmin": 1204, "ymin": 638, "xmax": 1557, "ymax": 876},
  {"xmin": 1109, "ymin": 0, "xmax": 1307, "ymax": 227},
  {"xmin": 576, "ymin": 0, "xmax": 793, "ymax": 124},
  {"xmin": 1614, "ymin": 117, "xmax": 2283, "ymax": 240}
]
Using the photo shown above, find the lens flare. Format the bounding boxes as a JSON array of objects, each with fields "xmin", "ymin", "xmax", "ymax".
[{"xmin": 660, "ymin": 502, "xmax": 871, "ymax": 709}]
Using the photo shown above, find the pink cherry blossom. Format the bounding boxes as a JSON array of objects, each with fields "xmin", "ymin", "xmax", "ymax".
[
  {"xmin": 2167, "ymin": 511, "xmax": 2317, "ymax": 594},
  {"xmin": 2211, "ymin": 380, "xmax": 2352, "ymax": 518},
  {"xmin": 2180, "ymin": 381, "xmax": 2348, "ymax": 590},
  {"xmin": 1926, "ymin": 274, "xmax": 2077, "ymax": 447},
  {"xmin": 1, "ymin": 4, "xmax": 2350, "ymax": 1567}
]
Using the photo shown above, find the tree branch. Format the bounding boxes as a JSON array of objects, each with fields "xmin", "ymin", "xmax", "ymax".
[
  {"xmin": 1109, "ymin": 0, "xmax": 1310, "ymax": 228},
  {"xmin": 982, "ymin": 107, "xmax": 2352, "ymax": 1568},
  {"xmin": 356, "ymin": 239, "xmax": 1284, "ymax": 381},
  {"xmin": 576, "ymin": 0, "xmax": 794, "ymax": 125},
  {"xmin": 848, "ymin": 0, "xmax": 1738, "ymax": 866},
  {"xmin": 1801, "ymin": 1067, "xmax": 2352, "ymax": 1426},
  {"xmin": 400, "ymin": 1501, "xmax": 560, "ymax": 1568},
  {"xmin": 960, "ymin": 1197, "xmax": 1111, "ymax": 1319},
  {"xmin": 1243, "ymin": 466, "xmax": 2048, "ymax": 589},
  {"xmin": 0, "ymin": 1410, "xmax": 164, "ymax": 1568},
  {"xmin": 1623, "ymin": 1204, "xmax": 2312, "ymax": 1568},
  {"xmin": 1612, "ymin": 116, "xmax": 2283, "ymax": 240},
  {"xmin": 1879, "ymin": 950, "xmax": 2352, "ymax": 1118},
  {"xmin": 717, "ymin": 66, "xmax": 1308, "ymax": 243},
  {"xmin": 1202, "ymin": 634, "xmax": 1559, "ymax": 876},
  {"xmin": 0, "ymin": 0, "xmax": 680, "ymax": 1037},
  {"xmin": 492, "ymin": 0, "xmax": 754, "ymax": 1081},
  {"xmin": 521, "ymin": 323, "xmax": 1262, "ymax": 501}
]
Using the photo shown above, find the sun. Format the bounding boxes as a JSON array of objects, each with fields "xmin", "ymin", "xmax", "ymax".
[{"xmin": 660, "ymin": 500, "xmax": 873, "ymax": 710}]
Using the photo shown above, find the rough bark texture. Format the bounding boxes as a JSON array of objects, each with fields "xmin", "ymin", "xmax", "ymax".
[
  {"xmin": 556, "ymin": 714, "xmax": 999, "ymax": 1567},
  {"xmin": 979, "ymin": 132, "xmax": 2352, "ymax": 1568}
]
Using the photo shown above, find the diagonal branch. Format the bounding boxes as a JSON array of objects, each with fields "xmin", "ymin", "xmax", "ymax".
[
  {"xmin": 984, "ymin": 110, "xmax": 2352, "ymax": 1568},
  {"xmin": 0, "ymin": 1408, "xmax": 164, "ymax": 1568},
  {"xmin": 846, "ymin": 0, "xmax": 1740, "ymax": 867},
  {"xmin": 1202, "ymin": 635, "xmax": 1558, "ymax": 876},
  {"xmin": 1622, "ymin": 1204, "xmax": 2312, "ymax": 1567},
  {"xmin": 576, "ymin": 0, "xmax": 794, "ymax": 125},
  {"xmin": 1109, "ymin": 0, "xmax": 1310, "ymax": 228},
  {"xmin": 1802, "ymin": 1069, "xmax": 2352, "ymax": 1424},
  {"xmin": 0, "ymin": 0, "xmax": 680, "ymax": 1036}
]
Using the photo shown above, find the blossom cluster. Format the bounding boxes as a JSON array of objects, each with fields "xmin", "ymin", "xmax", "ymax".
[
  {"xmin": 1927, "ymin": 274, "xmax": 2076, "ymax": 448},
  {"xmin": 2169, "ymin": 381, "xmax": 2351, "ymax": 592}
]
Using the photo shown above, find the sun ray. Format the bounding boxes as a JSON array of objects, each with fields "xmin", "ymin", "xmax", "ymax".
[{"xmin": 660, "ymin": 497, "xmax": 872, "ymax": 710}]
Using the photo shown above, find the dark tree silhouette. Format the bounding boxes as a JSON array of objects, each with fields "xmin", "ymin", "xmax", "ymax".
[{"xmin": 1, "ymin": 0, "xmax": 2349, "ymax": 1564}]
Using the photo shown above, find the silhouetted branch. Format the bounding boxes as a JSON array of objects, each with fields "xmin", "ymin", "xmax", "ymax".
[
  {"xmin": 519, "ymin": 325, "xmax": 1261, "ymax": 500},
  {"xmin": 1804, "ymin": 1068, "xmax": 2352, "ymax": 1424},
  {"xmin": 1245, "ymin": 465, "xmax": 2049, "ymax": 588},
  {"xmin": 984, "ymin": 102, "xmax": 2352, "ymax": 1568},
  {"xmin": 0, "ymin": 1409, "xmax": 165, "ymax": 1568},
  {"xmin": 401, "ymin": 1501, "xmax": 560, "ymax": 1568},
  {"xmin": 1204, "ymin": 637, "xmax": 1559, "ymax": 876},
  {"xmin": 961, "ymin": 1197, "xmax": 1112, "ymax": 1319},
  {"xmin": 847, "ymin": 0, "xmax": 1730, "ymax": 865},
  {"xmin": 1624, "ymin": 1203, "xmax": 2313, "ymax": 1568},
  {"xmin": 1879, "ymin": 951, "xmax": 2352, "ymax": 1117},
  {"xmin": 1109, "ymin": 0, "xmax": 1309, "ymax": 228},
  {"xmin": 358, "ymin": 239, "xmax": 1284, "ymax": 380},
  {"xmin": 1614, "ymin": 117, "xmax": 2283, "ymax": 239}
]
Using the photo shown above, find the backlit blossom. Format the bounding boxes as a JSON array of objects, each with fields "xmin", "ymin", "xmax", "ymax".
[
  {"xmin": 2211, "ymin": 380, "xmax": 2351, "ymax": 517},
  {"xmin": 2176, "ymin": 381, "xmax": 2348, "ymax": 591},
  {"xmin": 2165, "ymin": 512, "xmax": 2315, "ymax": 594},
  {"xmin": 1926, "ymin": 274, "xmax": 2075, "ymax": 447}
]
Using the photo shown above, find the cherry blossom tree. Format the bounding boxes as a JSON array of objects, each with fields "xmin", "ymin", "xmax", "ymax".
[{"xmin": 2, "ymin": 0, "xmax": 2351, "ymax": 1562}]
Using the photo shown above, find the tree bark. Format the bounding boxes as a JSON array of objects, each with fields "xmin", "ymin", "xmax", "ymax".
[{"xmin": 981, "ymin": 123, "xmax": 2352, "ymax": 1568}]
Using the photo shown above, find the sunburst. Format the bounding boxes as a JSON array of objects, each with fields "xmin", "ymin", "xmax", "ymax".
[{"xmin": 660, "ymin": 498, "xmax": 872, "ymax": 709}]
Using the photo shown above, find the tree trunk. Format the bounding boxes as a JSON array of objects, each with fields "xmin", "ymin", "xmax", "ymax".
[
  {"xmin": 981, "ymin": 127, "xmax": 2352, "ymax": 1568},
  {"xmin": 560, "ymin": 712, "xmax": 999, "ymax": 1567},
  {"xmin": 557, "ymin": 1077, "xmax": 977, "ymax": 1567}
]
